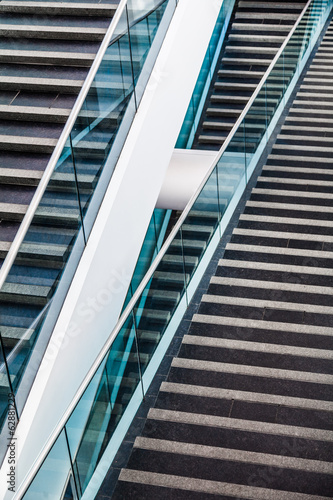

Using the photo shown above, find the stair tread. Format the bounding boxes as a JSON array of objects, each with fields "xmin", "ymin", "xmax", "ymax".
[
  {"xmin": 160, "ymin": 381, "xmax": 333, "ymax": 412},
  {"xmin": 0, "ymin": 1, "xmax": 118, "ymax": 14},
  {"xmin": 0, "ymin": 24, "xmax": 107, "ymax": 38},
  {"xmin": 133, "ymin": 436, "xmax": 333, "ymax": 473},
  {"xmin": 117, "ymin": 470, "xmax": 333, "ymax": 500},
  {"xmin": 0, "ymin": 282, "xmax": 51, "ymax": 297}
]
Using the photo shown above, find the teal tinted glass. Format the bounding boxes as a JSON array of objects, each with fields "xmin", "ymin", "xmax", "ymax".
[
  {"xmin": 23, "ymin": 429, "xmax": 73, "ymax": 500},
  {"xmin": 66, "ymin": 317, "xmax": 141, "ymax": 495}
]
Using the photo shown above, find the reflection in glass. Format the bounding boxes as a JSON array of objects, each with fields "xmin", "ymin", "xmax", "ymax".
[
  {"xmin": 66, "ymin": 317, "xmax": 140, "ymax": 495},
  {"xmin": 23, "ymin": 430, "xmax": 73, "ymax": 500}
]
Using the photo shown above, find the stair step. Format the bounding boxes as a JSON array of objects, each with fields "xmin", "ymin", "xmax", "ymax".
[
  {"xmin": 0, "ymin": 49, "xmax": 95, "ymax": 66},
  {"xmin": 214, "ymin": 82, "xmax": 257, "ymax": 91},
  {"xmin": 0, "ymin": 1, "xmax": 118, "ymax": 16},
  {"xmin": 169, "ymin": 239, "xmax": 207, "ymax": 251},
  {"xmin": 238, "ymin": 2, "xmax": 306, "ymax": 10},
  {"xmin": 277, "ymin": 134, "xmax": 333, "ymax": 145},
  {"xmin": 246, "ymin": 198, "xmax": 333, "ymax": 214},
  {"xmin": 0, "ymin": 326, "xmax": 34, "ymax": 343},
  {"xmin": 228, "ymin": 34, "xmax": 285, "ymax": 43},
  {"xmin": 117, "ymin": 468, "xmax": 333, "ymax": 500},
  {"xmin": 295, "ymin": 94, "xmax": 333, "ymax": 101},
  {"xmin": 210, "ymin": 95, "xmax": 249, "ymax": 105},
  {"xmin": 0, "ymin": 167, "xmax": 43, "ymax": 186},
  {"xmin": 136, "ymin": 330, "xmax": 161, "ymax": 344},
  {"xmin": 182, "ymin": 334, "xmax": 333, "ymax": 361},
  {"xmin": 18, "ymin": 241, "xmax": 69, "ymax": 262},
  {"xmin": 206, "ymin": 107, "xmax": 242, "ymax": 117},
  {"xmin": 181, "ymin": 224, "xmax": 215, "ymax": 235},
  {"xmin": 0, "ymin": 282, "xmax": 51, "ymax": 305},
  {"xmin": 187, "ymin": 210, "xmax": 225, "ymax": 219},
  {"xmin": 218, "ymin": 69, "xmax": 264, "ymax": 78},
  {"xmin": 0, "ymin": 76, "xmax": 84, "ymax": 93},
  {"xmin": 238, "ymin": 213, "xmax": 333, "ymax": 231},
  {"xmin": 235, "ymin": 12, "xmax": 299, "ymax": 20},
  {"xmin": 225, "ymin": 46, "xmax": 277, "ymax": 55},
  {"xmin": 0, "ymin": 202, "xmax": 27, "ymax": 221},
  {"xmin": 202, "ymin": 121, "xmax": 233, "ymax": 130},
  {"xmin": 148, "ymin": 406, "xmax": 333, "ymax": 440},
  {"xmin": 0, "ymin": 135, "xmax": 58, "ymax": 153},
  {"xmin": 144, "ymin": 289, "xmax": 180, "ymax": 303},
  {"xmin": 35, "ymin": 206, "xmax": 80, "ymax": 224},
  {"xmin": 300, "ymin": 84, "xmax": 333, "ymax": 92},
  {"xmin": 231, "ymin": 22, "xmax": 291, "ymax": 32},
  {"xmin": 262, "ymin": 165, "xmax": 333, "ymax": 175},
  {"xmin": 194, "ymin": 310, "xmax": 333, "ymax": 339},
  {"xmin": 249, "ymin": 188, "xmax": 333, "ymax": 202},
  {"xmin": 154, "ymin": 271, "xmax": 190, "ymax": 284},
  {"xmin": 135, "ymin": 435, "xmax": 333, "ymax": 474},
  {"xmin": 0, "ymin": 24, "xmax": 107, "ymax": 41},
  {"xmin": 285, "ymin": 116, "xmax": 333, "ymax": 126},
  {"xmin": 232, "ymin": 228, "xmax": 333, "ymax": 244},
  {"xmin": 0, "ymin": 241, "xmax": 11, "ymax": 258},
  {"xmin": 163, "ymin": 254, "xmax": 198, "ymax": 266},
  {"xmin": 0, "ymin": 105, "xmax": 71, "ymax": 123},
  {"xmin": 202, "ymin": 291, "xmax": 333, "ymax": 317},
  {"xmin": 160, "ymin": 381, "xmax": 333, "ymax": 413},
  {"xmin": 222, "ymin": 57, "xmax": 272, "ymax": 66},
  {"xmin": 136, "ymin": 309, "xmax": 171, "ymax": 322},
  {"xmin": 0, "ymin": 168, "xmax": 96, "ymax": 189},
  {"xmin": 273, "ymin": 143, "xmax": 333, "ymax": 154}
]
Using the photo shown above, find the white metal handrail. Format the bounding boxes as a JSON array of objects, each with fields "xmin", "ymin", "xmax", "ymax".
[{"xmin": 14, "ymin": 0, "xmax": 330, "ymax": 497}]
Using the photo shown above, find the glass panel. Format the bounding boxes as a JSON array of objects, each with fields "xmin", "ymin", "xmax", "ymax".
[
  {"xmin": 122, "ymin": 214, "xmax": 158, "ymax": 311},
  {"xmin": 243, "ymin": 84, "xmax": 268, "ymax": 169},
  {"xmin": 133, "ymin": 229, "xmax": 187, "ymax": 374},
  {"xmin": 216, "ymin": 121, "xmax": 246, "ymax": 212},
  {"xmin": 176, "ymin": 0, "xmax": 236, "ymax": 148},
  {"xmin": 71, "ymin": 6, "xmax": 135, "ymax": 220},
  {"xmin": 121, "ymin": 208, "xmax": 169, "ymax": 312},
  {"xmin": 0, "ymin": 336, "xmax": 13, "ymax": 431},
  {"xmin": 127, "ymin": 0, "xmax": 168, "ymax": 85},
  {"xmin": 154, "ymin": 208, "xmax": 170, "ymax": 252},
  {"xmin": 266, "ymin": 54, "xmax": 285, "ymax": 123},
  {"xmin": 23, "ymin": 429, "xmax": 72, "ymax": 500},
  {"xmin": 66, "ymin": 317, "xmax": 141, "ymax": 496},
  {"xmin": 0, "ymin": 139, "xmax": 84, "ymax": 399},
  {"xmin": 182, "ymin": 168, "xmax": 220, "ymax": 282},
  {"xmin": 176, "ymin": 98, "xmax": 195, "ymax": 149}
]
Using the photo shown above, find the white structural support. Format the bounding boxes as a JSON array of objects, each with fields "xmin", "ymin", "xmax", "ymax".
[
  {"xmin": 157, "ymin": 149, "xmax": 218, "ymax": 210},
  {"xmin": 0, "ymin": 0, "xmax": 223, "ymax": 497}
]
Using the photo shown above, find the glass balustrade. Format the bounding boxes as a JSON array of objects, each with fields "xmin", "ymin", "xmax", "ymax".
[
  {"xmin": 176, "ymin": 0, "xmax": 236, "ymax": 149},
  {"xmin": 122, "ymin": 208, "xmax": 171, "ymax": 311},
  {"xmin": 19, "ymin": 1, "xmax": 332, "ymax": 498}
]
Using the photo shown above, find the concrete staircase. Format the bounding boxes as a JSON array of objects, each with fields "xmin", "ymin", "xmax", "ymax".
[
  {"xmin": 193, "ymin": 0, "xmax": 317, "ymax": 150},
  {"xmin": 111, "ymin": 17, "xmax": 333, "ymax": 500}
]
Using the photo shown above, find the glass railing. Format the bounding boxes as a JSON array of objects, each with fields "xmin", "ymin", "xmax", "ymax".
[
  {"xmin": 15, "ymin": 0, "xmax": 332, "ymax": 498},
  {"xmin": 0, "ymin": 0, "xmax": 177, "ymax": 434},
  {"xmin": 122, "ymin": 208, "xmax": 171, "ymax": 311},
  {"xmin": 176, "ymin": 0, "xmax": 236, "ymax": 148}
]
